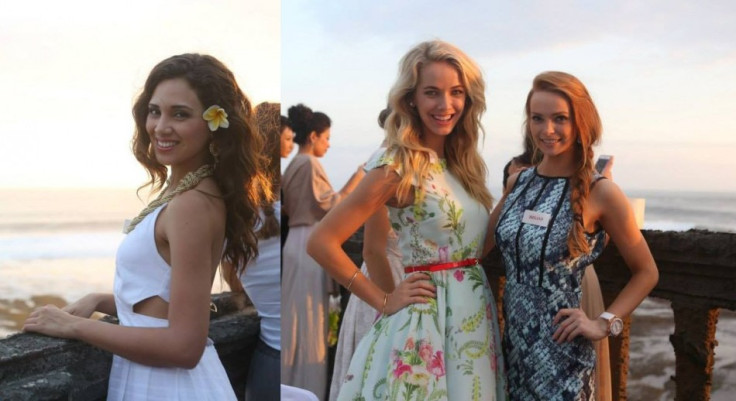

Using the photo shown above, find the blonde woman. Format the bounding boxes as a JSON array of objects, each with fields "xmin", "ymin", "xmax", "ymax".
[
  {"xmin": 488, "ymin": 71, "xmax": 658, "ymax": 399},
  {"xmin": 308, "ymin": 40, "xmax": 506, "ymax": 400}
]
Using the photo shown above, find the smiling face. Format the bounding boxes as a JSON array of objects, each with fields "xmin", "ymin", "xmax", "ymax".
[
  {"xmin": 529, "ymin": 90, "xmax": 575, "ymax": 160},
  {"xmin": 145, "ymin": 78, "xmax": 211, "ymax": 171},
  {"xmin": 413, "ymin": 61, "xmax": 466, "ymax": 146},
  {"xmin": 280, "ymin": 126, "xmax": 295, "ymax": 158}
]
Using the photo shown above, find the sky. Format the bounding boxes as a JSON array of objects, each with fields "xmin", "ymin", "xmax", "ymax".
[
  {"xmin": 0, "ymin": 0, "xmax": 279, "ymax": 189},
  {"xmin": 282, "ymin": 0, "xmax": 736, "ymax": 196}
]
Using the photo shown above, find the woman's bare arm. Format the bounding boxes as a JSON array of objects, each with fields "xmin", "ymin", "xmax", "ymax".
[
  {"xmin": 307, "ymin": 168, "xmax": 435, "ymax": 315},
  {"xmin": 362, "ymin": 206, "xmax": 395, "ymax": 293},
  {"xmin": 25, "ymin": 190, "xmax": 223, "ymax": 368}
]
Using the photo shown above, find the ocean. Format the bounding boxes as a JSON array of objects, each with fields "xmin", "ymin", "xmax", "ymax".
[
  {"xmin": 1, "ymin": 188, "xmax": 734, "ymax": 399},
  {"xmin": 0, "ymin": 189, "xmax": 234, "ymax": 338}
]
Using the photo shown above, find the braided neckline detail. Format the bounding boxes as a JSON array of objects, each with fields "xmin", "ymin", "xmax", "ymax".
[{"xmin": 124, "ymin": 164, "xmax": 214, "ymax": 234}]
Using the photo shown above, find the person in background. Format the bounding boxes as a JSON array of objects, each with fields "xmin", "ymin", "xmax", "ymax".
[
  {"xmin": 281, "ymin": 114, "xmax": 293, "ymax": 248},
  {"xmin": 281, "ymin": 115, "xmax": 295, "ymax": 158},
  {"xmin": 24, "ymin": 53, "xmax": 269, "ymax": 400},
  {"xmin": 308, "ymin": 40, "xmax": 506, "ymax": 400},
  {"xmin": 488, "ymin": 71, "xmax": 657, "ymax": 399},
  {"xmin": 223, "ymin": 101, "xmax": 282, "ymax": 401},
  {"xmin": 281, "ymin": 103, "xmax": 365, "ymax": 400}
]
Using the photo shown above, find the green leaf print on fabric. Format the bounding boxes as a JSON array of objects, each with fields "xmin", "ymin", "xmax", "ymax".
[
  {"xmin": 466, "ymin": 261, "xmax": 487, "ymax": 291},
  {"xmin": 460, "ymin": 308, "xmax": 484, "ymax": 333},
  {"xmin": 457, "ymin": 331, "xmax": 491, "ymax": 360},
  {"xmin": 428, "ymin": 389, "xmax": 448, "ymax": 401},
  {"xmin": 372, "ymin": 378, "xmax": 387, "ymax": 400},
  {"xmin": 472, "ymin": 375, "xmax": 481, "ymax": 401}
]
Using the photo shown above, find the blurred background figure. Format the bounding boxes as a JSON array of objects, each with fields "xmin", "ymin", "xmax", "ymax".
[{"xmin": 281, "ymin": 103, "xmax": 364, "ymax": 399}]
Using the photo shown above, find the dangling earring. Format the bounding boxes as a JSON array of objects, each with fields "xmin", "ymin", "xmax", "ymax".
[{"xmin": 209, "ymin": 141, "xmax": 220, "ymax": 169}]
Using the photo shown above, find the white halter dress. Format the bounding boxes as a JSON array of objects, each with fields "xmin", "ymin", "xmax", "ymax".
[{"xmin": 107, "ymin": 204, "xmax": 236, "ymax": 400}]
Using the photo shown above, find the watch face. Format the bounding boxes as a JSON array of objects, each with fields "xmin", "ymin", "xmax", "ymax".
[{"xmin": 610, "ymin": 318, "xmax": 624, "ymax": 336}]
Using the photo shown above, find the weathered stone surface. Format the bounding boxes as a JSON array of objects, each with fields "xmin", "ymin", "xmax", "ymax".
[
  {"xmin": 0, "ymin": 293, "xmax": 259, "ymax": 401},
  {"xmin": 671, "ymin": 305, "xmax": 720, "ymax": 401},
  {"xmin": 595, "ymin": 230, "xmax": 736, "ymax": 310}
]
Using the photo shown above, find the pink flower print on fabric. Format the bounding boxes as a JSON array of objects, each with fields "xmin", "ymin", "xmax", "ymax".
[
  {"xmin": 453, "ymin": 269, "xmax": 465, "ymax": 282},
  {"xmin": 428, "ymin": 351, "xmax": 446, "ymax": 380},
  {"xmin": 393, "ymin": 359, "xmax": 413, "ymax": 379},
  {"xmin": 438, "ymin": 246, "xmax": 449, "ymax": 263},
  {"xmin": 418, "ymin": 340, "xmax": 433, "ymax": 364}
]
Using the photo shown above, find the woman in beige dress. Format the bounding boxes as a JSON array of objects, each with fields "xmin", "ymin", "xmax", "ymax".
[{"xmin": 281, "ymin": 103, "xmax": 364, "ymax": 400}]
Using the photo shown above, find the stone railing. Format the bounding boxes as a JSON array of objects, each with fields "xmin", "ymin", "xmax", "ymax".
[{"xmin": 0, "ymin": 292, "xmax": 258, "ymax": 401}]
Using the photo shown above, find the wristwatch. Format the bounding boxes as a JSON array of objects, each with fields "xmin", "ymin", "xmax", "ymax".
[{"xmin": 599, "ymin": 312, "xmax": 623, "ymax": 337}]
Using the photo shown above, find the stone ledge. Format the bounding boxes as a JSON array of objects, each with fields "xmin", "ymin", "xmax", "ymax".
[{"xmin": 0, "ymin": 292, "xmax": 259, "ymax": 401}]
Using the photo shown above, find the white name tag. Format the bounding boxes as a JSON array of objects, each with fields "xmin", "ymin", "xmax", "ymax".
[{"xmin": 522, "ymin": 210, "xmax": 551, "ymax": 227}]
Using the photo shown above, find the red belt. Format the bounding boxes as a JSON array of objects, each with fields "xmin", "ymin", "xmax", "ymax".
[{"xmin": 404, "ymin": 258, "xmax": 479, "ymax": 274}]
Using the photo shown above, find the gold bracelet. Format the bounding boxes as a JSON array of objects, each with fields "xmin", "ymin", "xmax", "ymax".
[
  {"xmin": 382, "ymin": 293, "xmax": 389, "ymax": 315},
  {"xmin": 345, "ymin": 270, "xmax": 360, "ymax": 291}
]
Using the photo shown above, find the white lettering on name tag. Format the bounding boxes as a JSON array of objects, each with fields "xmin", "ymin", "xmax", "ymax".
[{"xmin": 522, "ymin": 210, "xmax": 551, "ymax": 227}]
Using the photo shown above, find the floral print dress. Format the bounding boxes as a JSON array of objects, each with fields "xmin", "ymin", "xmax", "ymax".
[{"xmin": 336, "ymin": 149, "xmax": 506, "ymax": 401}]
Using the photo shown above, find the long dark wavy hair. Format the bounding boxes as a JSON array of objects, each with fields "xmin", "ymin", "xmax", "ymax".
[
  {"xmin": 131, "ymin": 53, "xmax": 270, "ymax": 269},
  {"xmin": 253, "ymin": 101, "xmax": 281, "ymax": 241}
]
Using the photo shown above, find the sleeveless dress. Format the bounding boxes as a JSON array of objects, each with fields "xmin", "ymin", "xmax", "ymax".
[
  {"xmin": 495, "ymin": 167, "xmax": 607, "ymax": 401},
  {"xmin": 108, "ymin": 204, "xmax": 237, "ymax": 400},
  {"xmin": 337, "ymin": 149, "xmax": 506, "ymax": 401}
]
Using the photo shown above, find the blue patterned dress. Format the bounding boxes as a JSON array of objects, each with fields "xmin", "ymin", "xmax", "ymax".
[
  {"xmin": 495, "ymin": 167, "xmax": 607, "ymax": 401},
  {"xmin": 337, "ymin": 149, "xmax": 506, "ymax": 401}
]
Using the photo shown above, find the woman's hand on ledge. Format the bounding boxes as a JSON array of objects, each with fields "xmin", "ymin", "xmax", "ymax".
[
  {"xmin": 23, "ymin": 304, "xmax": 81, "ymax": 339},
  {"xmin": 63, "ymin": 293, "xmax": 106, "ymax": 318}
]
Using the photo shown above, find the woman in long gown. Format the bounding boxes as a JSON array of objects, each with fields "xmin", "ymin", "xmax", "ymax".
[
  {"xmin": 23, "ymin": 53, "xmax": 268, "ymax": 400},
  {"xmin": 281, "ymin": 103, "xmax": 365, "ymax": 400},
  {"xmin": 308, "ymin": 40, "xmax": 506, "ymax": 400},
  {"xmin": 487, "ymin": 71, "xmax": 658, "ymax": 400}
]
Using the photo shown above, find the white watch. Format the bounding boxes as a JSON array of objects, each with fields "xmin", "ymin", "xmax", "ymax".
[{"xmin": 599, "ymin": 312, "xmax": 623, "ymax": 337}]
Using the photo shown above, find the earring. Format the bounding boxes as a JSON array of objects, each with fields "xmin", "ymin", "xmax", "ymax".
[
  {"xmin": 209, "ymin": 142, "xmax": 220, "ymax": 169},
  {"xmin": 576, "ymin": 137, "xmax": 582, "ymax": 144},
  {"xmin": 409, "ymin": 102, "xmax": 415, "ymax": 107}
]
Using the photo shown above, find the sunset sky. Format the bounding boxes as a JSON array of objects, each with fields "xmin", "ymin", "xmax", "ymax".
[
  {"xmin": 2, "ymin": 1, "xmax": 735, "ymax": 195},
  {"xmin": 0, "ymin": 0, "xmax": 279, "ymax": 189},
  {"xmin": 282, "ymin": 0, "xmax": 736, "ymax": 195}
]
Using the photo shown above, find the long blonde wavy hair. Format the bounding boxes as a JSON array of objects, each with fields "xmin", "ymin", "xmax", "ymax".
[
  {"xmin": 524, "ymin": 71, "xmax": 602, "ymax": 258},
  {"xmin": 382, "ymin": 40, "xmax": 492, "ymax": 210}
]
